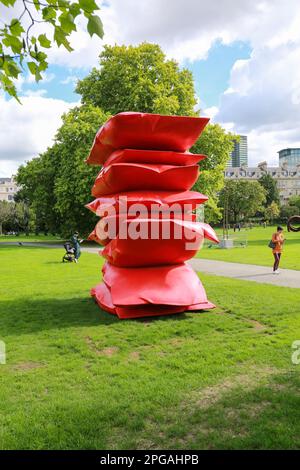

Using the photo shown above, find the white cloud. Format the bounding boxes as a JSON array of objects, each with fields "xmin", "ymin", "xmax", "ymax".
[
  {"xmin": 0, "ymin": 95, "xmax": 77, "ymax": 177},
  {"xmin": 215, "ymin": 39, "xmax": 300, "ymax": 165}
]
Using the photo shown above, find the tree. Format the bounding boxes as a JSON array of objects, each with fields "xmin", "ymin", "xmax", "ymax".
[
  {"xmin": 53, "ymin": 104, "xmax": 110, "ymax": 236},
  {"xmin": 0, "ymin": 200, "xmax": 13, "ymax": 234},
  {"xmin": 258, "ymin": 173, "xmax": 280, "ymax": 207},
  {"xmin": 191, "ymin": 124, "xmax": 237, "ymax": 222},
  {"xmin": 76, "ymin": 43, "xmax": 197, "ymax": 116},
  {"xmin": 17, "ymin": 104, "xmax": 110, "ymax": 236},
  {"xmin": 219, "ymin": 180, "xmax": 267, "ymax": 224},
  {"xmin": 280, "ymin": 204, "xmax": 299, "ymax": 220},
  {"xmin": 265, "ymin": 201, "xmax": 280, "ymax": 224},
  {"xmin": 288, "ymin": 195, "xmax": 300, "ymax": 212},
  {"xmin": 16, "ymin": 145, "xmax": 62, "ymax": 234},
  {"xmin": 0, "ymin": 0, "xmax": 104, "ymax": 100}
]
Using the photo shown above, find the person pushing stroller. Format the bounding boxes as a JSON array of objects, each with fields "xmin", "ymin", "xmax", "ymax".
[{"xmin": 70, "ymin": 231, "xmax": 83, "ymax": 263}]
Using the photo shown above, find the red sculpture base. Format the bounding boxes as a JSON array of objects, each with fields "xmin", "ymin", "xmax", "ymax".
[{"xmin": 91, "ymin": 262, "xmax": 215, "ymax": 320}]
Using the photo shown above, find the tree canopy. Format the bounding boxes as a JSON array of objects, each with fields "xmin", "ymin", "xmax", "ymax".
[
  {"xmin": 76, "ymin": 43, "xmax": 197, "ymax": 116},
  {"xmin": 17, "ymin": 104, "xmax": 110, "ymax": 236},
  {"xmin": 219, "ymin": 180, "xmax": 267, "ymax": 224},
  {"xmin": 258, "ymin": 173, "xmax": 280, "ymax": 207},
  {"xmin": 0, "ymin": 0, "xmax": 103, "ymax": 100},
  {"xmin": 191, "ymin": 124, "xmax": 236, "ymax": 221}
]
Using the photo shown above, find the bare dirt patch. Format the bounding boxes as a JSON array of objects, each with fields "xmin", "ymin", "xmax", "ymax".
[
  {"xmin": 247, "ymin": 319, "xmax": 268, "ymax": 331},
  {"xmin": 129, "ymin": 351, "xmax": 140, "ymax": 361},
  {"xmin": 85, "ymin": 336, "xmax": 119, "ymax": 356},
  {"xmin": 13, "ymin": 361, "xmax": 43, "ymax": 371},
  {"xmin": 100, "ymin": 347, "xmax": 119, "ymax": 356}
]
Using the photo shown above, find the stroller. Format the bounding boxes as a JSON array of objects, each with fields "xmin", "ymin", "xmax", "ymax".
[{"xmin": 62, "ymin": 241, "xmax": 76, "ymax": 263}]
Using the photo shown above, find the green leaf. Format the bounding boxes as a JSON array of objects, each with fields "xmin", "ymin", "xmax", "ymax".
[
  {"xmin": 38, "ymin": 34, "xmax": 51, "ymax": 49},
  {"xmin": 69, "ymin": 3, "xmax": 81, "ymax": 18},
  {"xmin": 0, "ymin": 0, "xmax": 17, "ymax": 6},
  {"xmin": 9, "ymin": 19, "xmax": 24, "ymax": 36},
  {"xmin": 6, "ymin": 60, "xmax": 21, "ymax": 79},
  {"xmin": 27, "ymin": 61, "xmax": 37, "ymax": 75},
  {"xmin": 26, "ymin": 61, "xmax": 42, "ymax": 81},
  {"xmin": 36, "ymin": 51, "xmax": 47, "ymax": 62},
  {"xmin": 54, "ymin": 26, "xmax": 73, "ymax": 52},
  {"xmin": 87, "ymin": 15, "xmax": 104, "ymax": 38},
  {"xmin": 59, "ymin": 12, "xmax": 76, "ymax": 34},
  {"xmin": 3, "ymin": 35, "xmax": 23, "ymax": 54},
  {"xmin": 38, "ymin": 60, "xmax": 48, "ymax": 72},
  {"xmin": 78, "ymin": 0, "xmax": 98, "ymax": 14},
  {"xmin": 42, "ymin": 6, "xmax": 57, "ymax": 21}
]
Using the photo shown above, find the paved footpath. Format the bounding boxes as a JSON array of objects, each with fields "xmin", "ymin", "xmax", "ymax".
[
  {"xmin": 1, "ymin": 242, "xmax": 299, "ymax": 288},
  {"xmin": 188, "ymin": 258, "xmax": 300, "ymax": 288}
]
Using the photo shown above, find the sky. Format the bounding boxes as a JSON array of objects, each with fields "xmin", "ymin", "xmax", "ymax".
[{"xmin": 1, "ymin": 0, "xmax": 300, "ymax": 177}]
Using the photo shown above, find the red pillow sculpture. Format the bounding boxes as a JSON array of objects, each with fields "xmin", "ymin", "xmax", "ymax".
[
  {"xmin": 91, "ymin": 163, "xmax": 199, "ymax": 197},
  {"xmin": 87, "ymin": 112, "xmax": 209, "ymax": 165},
  {"xmin": 87, "ymin": 112, "xmax": 219, "ymax": 319}
]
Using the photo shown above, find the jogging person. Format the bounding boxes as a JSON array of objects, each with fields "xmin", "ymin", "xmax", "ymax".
[{"xmin": 272, "ymin": 226, "xmax": 284, "ymax": 274}]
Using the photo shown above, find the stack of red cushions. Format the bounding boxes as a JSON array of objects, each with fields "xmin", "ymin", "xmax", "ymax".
[{"xmin": 86, "ymin": 112, "xmax": 219, "ymax": 319}]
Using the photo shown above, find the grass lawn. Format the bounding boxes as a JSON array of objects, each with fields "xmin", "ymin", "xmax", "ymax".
[
  {"xmin": 198, "ymin": 225, "xmax": 300, "ymax": 270},
  {"xmin": 0, "ymin": 234, "xmax": 63, "ymax": 243},
  {"xmin": 0, "ymin": 245, "xmax": 299, "ymax": 450}
]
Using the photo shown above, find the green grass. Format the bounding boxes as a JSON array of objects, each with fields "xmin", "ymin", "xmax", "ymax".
[
  {"xmin": 198, "ymin": 225, "xmax": 300, "ymax": 270},
  {"xmin": 0, "ymin": 234, "xmax": 63, "ymax": 243},
  {"xmin": 0, "ymin": 245, "xmax": 299, "ymax": 449}
]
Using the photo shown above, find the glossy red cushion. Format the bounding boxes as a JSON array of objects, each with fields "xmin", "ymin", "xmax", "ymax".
[
  {"xmin": 91, "ymin": 282, "xmax": 215, "ymax": 319},
  {"xmin": 86, "ymin": 190, "xmax": 208, "ymax": 215},
  {"xmin": 94, "ymin": 212, "xmax": 198, "ymax": 246},
  {"xmin": 101, "ymin": 219, "xmax": 219, "ymax": 266},
  {"xmin": 102, "ymin": 262, "xmax": 208, "ymax": 306},
  {"xmin": 86, "ymin": 112, "xmax": 209, "ymax": 165},
  {"xmin": 105, "ymin": 148, "xmax": 206, "ymax": 166},
  {"xmin": 91, "ymin": 163, "xmax": 199, "ymax": 197}
]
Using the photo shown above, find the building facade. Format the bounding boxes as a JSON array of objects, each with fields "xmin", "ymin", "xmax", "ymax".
[
  {"xmin": 278, "ymin": 148, "xmax": 300, "ymax": 167},
  {"xmin": 228, "ymin": 135, "xmax": 248, "ymax": 167},
  {"xmin": 0, "ymin": 176, "xmax": 19, "ymax": 202},
  {"xmin": 224, "ymin": 161, "xmax": 300, "ymax": 205}
]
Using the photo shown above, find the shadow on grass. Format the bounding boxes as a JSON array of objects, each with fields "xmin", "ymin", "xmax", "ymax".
[
  {"xmin": 143, "ymin": 369, "xmax": 300, "ymax": 450},
  {"xmin": 0, "ymin": 296, "xmax": 190, "ymax": 336}
]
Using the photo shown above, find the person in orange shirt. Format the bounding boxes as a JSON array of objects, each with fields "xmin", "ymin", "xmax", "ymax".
[{"xmin": 272, "ymin": 226, "xmax": 285, "ymax": 274}]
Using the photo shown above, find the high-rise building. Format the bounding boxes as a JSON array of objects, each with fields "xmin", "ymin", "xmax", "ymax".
[
  {"xmin": 278, "ymin": 148, "xmax": 300, "ymax": 167},
  {"xmin": 228, "ymin": 135, "xmax": 248, "ymax": 167}
]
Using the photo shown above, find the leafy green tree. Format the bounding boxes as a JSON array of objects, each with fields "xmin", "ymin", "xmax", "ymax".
[
  {"xmin": 53, "ymin": 104, "xmax": 110, "ymax": 236},
  {"xmin": 16, "ymin": 145, "xmax": 62, "ymax": 234},
  {"xmin": 0, "ymin": 200, "xmax": 13, "ymax": 234},
  {"xmin": 265, "ymin": 201, "xmax": 280, "ymax": 224},
  {"xmin": 288, "ymin": 195, "xmax": 300, "ymax": 212},
  {"xmin": 219, "ymin": 180, "xmax": 267, "ymax": 224},
  {"xmin": 76, "ymin": 43, "xmax": 197, "ymax": 115},
  {"xmin": 258, "ymin": 173, "xmax": 280, "ymax": 207},
  {"xmin": 0, "ymin": 0, "xmax": 104, "ymax": 100},
  {"xmin": 191, "ymin": 124, "xmax": 236, "ymax": 222},
  {"xmin": 280, "ymin": 204, "xmax": 299, "ymax": 220},
  {"xmin": 17, "ymin": 104, "xmax": 110, "ymax": 236}
]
